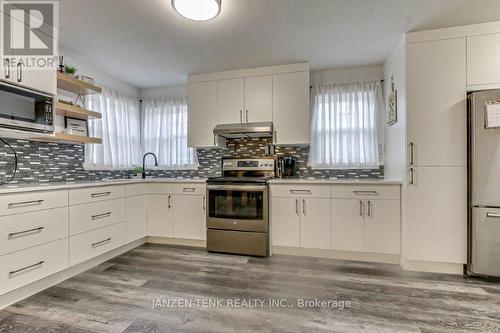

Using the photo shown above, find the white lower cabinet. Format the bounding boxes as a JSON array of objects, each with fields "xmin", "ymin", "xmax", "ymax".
[
  {"xmin": 148, "ymin": 195, "xmax": 173, "ymax": 237},
  {"xmin": 172, "ymin": 195, "xmax": 206, "ymax": 240},
  {"xmin": 331, "ymin": 199, "xmax": 365, "ymax": 252},
  {"xmin": 0, "ymin": 238, "xmax": 68, "ymax": 295},
  {"xmin": 300, "ymin": 198, "xmax": 331, "ymax": 249},
  {"xmin": 271, "ymin": 197, "xmax": 300, "ymax": 247},
  {"xmin": 69, "ymin": 198, "xmax": 126, "ymax": 236},
  {"xmin": 125, "ymin": 195, "xmax": 148, "ymax": 242},
  {"xmin": 365, "ymin": 199, "xmax": 400, "ymax": 254},
  {"xmin": 69, "ymin": 222, "xmax": 126, "ymax": 266}
]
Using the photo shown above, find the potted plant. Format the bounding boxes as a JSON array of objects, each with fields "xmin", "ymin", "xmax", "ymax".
[
  {"xmin": 64, "ymin": 65, "xmax": 77, "ymax": 77},
  {"xmin": 131, "ymin": 167, "xmax": 144, "ymax": 179}
]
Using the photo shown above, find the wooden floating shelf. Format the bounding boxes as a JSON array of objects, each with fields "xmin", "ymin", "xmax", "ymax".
[
  {"xmin": 52, "ymin": 133, "xmax": 102, "ymax": 144},
  {"xmin": 56, "ymin": 102, "xmax": 102, "ymax": 120},
  {"xmin": 57, "ymin": 72, "xmax": 102, "ymax": 95}
]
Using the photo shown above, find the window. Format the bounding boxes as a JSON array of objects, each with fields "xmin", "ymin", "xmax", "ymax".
[
  {"xmin": 308, "ymin": 81, "xmax": 383, "ymax": 169},
  {"xmin": 142, "ymin": 97, "xmax": 198, "ymax": 169},
  {"xmin": 85, "ymin": 88, "xmax": 142, "ymax": 169}
]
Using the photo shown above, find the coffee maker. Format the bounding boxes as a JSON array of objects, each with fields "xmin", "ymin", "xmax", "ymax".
[{"xmin": 277, "ymin": 156, "xmax": 298, "ymax": 178}]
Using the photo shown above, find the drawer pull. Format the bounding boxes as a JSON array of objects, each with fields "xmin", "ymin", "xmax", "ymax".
[
  {"xmin": 8, "ymin": 227, "xmax": 44, "ymax": 239},
  {"xmin": 353, "ymin": 191, "xmax": 378, "ymax": 195},
  {"xmin": 91, "ymin": 191, "xmax": 111, "ymax": 198},
  {"xmin": 91, "ymin": 212, "xmax": 111, "ymax": 220},
  {"xmin": 487, "ymin": 212, "xmax": 500, "ymax": 219},
  {"xmin": 290, "ymin": 189, "xmax": 312, "ymax": 194},
  {"xmin": 9, "ymin": 261, "xmax": 45, "ymax": 277},
  {"xmin": 8, "ymin": 199, "xmax": 44, "ymax": 208},
  {"xmin": 92, "ymin": 238, "xmax": 112, "ymax": 248},
  {"xmin": 183, "ymin": 187, "xmax": 196, "ymax": 192}
]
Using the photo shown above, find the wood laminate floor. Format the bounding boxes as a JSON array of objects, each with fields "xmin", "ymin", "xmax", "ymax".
[{"xmin": 0, "ymin": 243, "xmax": 499, "ymax": 332}]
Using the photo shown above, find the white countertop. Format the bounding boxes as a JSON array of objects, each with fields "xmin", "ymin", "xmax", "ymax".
[
  {"xmin": 267, "ymin": 178, "xmax": 402, "ymax": 185},
  {"xmin": 0, "ymin": 178, "xmax": 208, "ymax": 194}
]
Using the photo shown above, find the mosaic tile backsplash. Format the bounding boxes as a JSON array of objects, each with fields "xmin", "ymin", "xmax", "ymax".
[{"xmin": 0, "ymin": 138, "xmax": 383, "ymax": 184}]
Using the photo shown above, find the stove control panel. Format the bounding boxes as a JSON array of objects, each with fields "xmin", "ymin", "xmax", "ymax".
[{"xmin": 222, "ymin": 158, "xmax": 275, "ymax": 171}]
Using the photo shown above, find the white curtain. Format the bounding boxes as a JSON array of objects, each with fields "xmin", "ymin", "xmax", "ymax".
[
  {"xmin": 308, "ymin": 81, "xmax": 383, "ymax": 169},
  {"xmin": 142, "ymin": 97, "xmax": 198, "ymax": 169},
  {"xmin": 85, "ymin": 88, "xmax": 141, "ymax": 169}
]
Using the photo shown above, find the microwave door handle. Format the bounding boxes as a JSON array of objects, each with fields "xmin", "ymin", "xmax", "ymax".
[
  {"xmin": 17, "ymin": 62, "xmax": 22, "ymax": 83},
  {"xmin": 4, "ymin": 58, "xmax": 10, "ymax": 79}
]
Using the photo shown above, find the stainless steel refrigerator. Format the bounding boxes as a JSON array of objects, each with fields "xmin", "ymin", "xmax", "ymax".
[{"xmin": 468, "ymin": 90, "xmax": 500, "ymax": 277}]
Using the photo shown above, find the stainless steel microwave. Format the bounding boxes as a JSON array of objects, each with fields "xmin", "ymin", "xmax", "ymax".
[{"xmin": 0, "ymin": 80, "xmax": 54, "ymax": 133}]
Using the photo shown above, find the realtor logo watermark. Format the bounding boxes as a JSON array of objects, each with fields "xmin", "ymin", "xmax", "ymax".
[{"xmin": 1, "ymin": 0, "xmax": 58, "ymax": 70}]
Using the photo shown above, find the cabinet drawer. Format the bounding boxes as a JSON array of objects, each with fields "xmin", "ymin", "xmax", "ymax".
[
  {"xmin": 69, "ymin": 199, "xmax": 125, "ymax": 236},
  {"xmin": 0, "ymin": 207, "xmax": 69, "ymax": 256},
  {"xmin": 0, "ymin": 239, "xmax": 68, "ymax": 295},
  {"xmin": 69, "ymin": 185, "xmax": 125, "ymax": 205},
  {"xmin": 69, "ymin": 222, "xmax": 125, "ymax": 266},
  {"xmin": 169, "ymin": 183, "xmax": 206, "ymax": 196},
  {"xmin": 331, "ymin": 185, "xmax": 400, "ymax": 200},
  {"xmin": 270, "ymin": 184, "xmax": 330, "ymax": 198},
  {"xmin": 126, "ymin": 184, "xmax": 149, "ymax": 197},
  {"xmin": 0, "ymin": 190, "xmax": 67, "ymax": 216},
  {"xmin": 148, "ymin": 183, "xmax": 174, "ymax": 195}
]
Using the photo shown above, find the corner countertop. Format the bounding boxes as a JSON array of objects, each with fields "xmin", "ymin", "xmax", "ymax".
[
  {"xmin": 0, "ymin": 178, "xmax": 208, "ymax": 195},
  {"xmin": 267, "ymin": 178, "xmax": 402, "ymax": 185}
]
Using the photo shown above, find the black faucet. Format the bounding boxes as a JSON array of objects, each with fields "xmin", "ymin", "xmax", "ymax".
[{"xmin": 142, "ymin": 152, "xmax": 158, "ymax": 179}]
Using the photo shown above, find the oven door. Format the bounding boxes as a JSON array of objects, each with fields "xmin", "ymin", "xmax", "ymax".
[{"xmin": 207, "ymin": 184, "xmax": 268, "ymax": 232}]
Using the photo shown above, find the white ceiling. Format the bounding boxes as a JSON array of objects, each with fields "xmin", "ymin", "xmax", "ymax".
[{"xmin": 59, "ymin": 0, "xmax": 500, "ymax": 88}]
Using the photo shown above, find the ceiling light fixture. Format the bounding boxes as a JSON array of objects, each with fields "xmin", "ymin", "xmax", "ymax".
[{"xmin": 171, "ymin": 0, "xmax": 221, "ymax": 21}]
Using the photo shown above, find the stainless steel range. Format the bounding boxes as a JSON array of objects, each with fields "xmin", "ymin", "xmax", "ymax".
[{"xmin": 206, "ymin": 158, "xmax": 275, "ymax": 257}]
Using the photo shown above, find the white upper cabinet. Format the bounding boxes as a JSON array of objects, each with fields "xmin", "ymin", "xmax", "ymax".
[
  {"xmin": 187, "ymin": 81, "xmax": 218, "ymax": 147},
  {"xmin": 21, "ymin": 69, "xmax": 57, "ymax": 95},
  {"xmin": 406, "ymin": 38, "xmax": 467, "ymax": 167},
  {"xmin": 467, "ymin": 33, "xmax": 500, "ymax": 87},
  {"xmin": 273, "ymin": 71, "xmax": 310, "ymax": 145},
  {"xmin": 244, "ymin": 75, "xmax": 273, "ymax": 123},
  {"xmin": 218, "ymin": 78, "xmax": 244, "ymax": 124}
]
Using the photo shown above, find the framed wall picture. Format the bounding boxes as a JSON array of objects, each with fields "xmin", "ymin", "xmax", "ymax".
[
  {"xmin": 64, "ymin": 117, "xmax": 88, "ymax": 137},
  {"xmin": 387, "ymin": 76, "xmax": 398, "ymax": 126}
]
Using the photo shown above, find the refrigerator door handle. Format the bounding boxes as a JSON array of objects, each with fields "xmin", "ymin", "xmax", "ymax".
[{"xmin": 486, "ymin": 212, "xmax": 500, "ymax": 219}]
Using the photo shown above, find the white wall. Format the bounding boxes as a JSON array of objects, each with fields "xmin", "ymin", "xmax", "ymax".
[
  {"xmin": 140, "ymin": 85, "xmax": 187, "ymax": 99},
  {"xmin": 310, "ymin": 65, "xmax": 383, "ymax": 85},
  {"xmin": 383, "ymin": 37, "xmax": 406, "ymax": 181},
  {"xmin": 60, "ymin": 48, "xmax": 140, "ymax": 97}
]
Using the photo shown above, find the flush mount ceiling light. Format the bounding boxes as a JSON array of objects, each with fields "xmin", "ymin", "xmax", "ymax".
[{"xmin": 171, "ymin": 0, "xmax": 221, "ymax": 21}]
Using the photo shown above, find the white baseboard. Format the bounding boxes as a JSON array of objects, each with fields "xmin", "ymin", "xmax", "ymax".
[
  {"xmin": 147, "ymin": 236, "xmax": 206, "ymax": 248},
  {"xmin": 400, "ymin": 259, "xmax": 465, "ymax": 275},
  {"xmin": 0, "ymin": 238, "xmax": 147, "ymax": 310},
  {"xmin": 272, "ymin": 246, "xmax": 401, "ymax": 264}
]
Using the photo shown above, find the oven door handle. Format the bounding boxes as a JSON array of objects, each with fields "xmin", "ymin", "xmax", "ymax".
[{"xmin": 206, "ymin": 185, "xmax": 268, "ymax": 191}]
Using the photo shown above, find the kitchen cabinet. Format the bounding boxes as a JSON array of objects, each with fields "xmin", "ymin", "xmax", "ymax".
[
  {"xmin": 405, "ymin": 166, "xmax": 467, "ymax": 263},
  {"xmin": 218, "ymin": 78, "xmax": 244, "ymax": 124},
  {"xmin": 172, "ymin": 195, "xmax": 206, "ymax": 240},
  {"xmin": 218, "ymin": 76, "xmax": 273, "ymax": 124},
  {"xmin": 406, "ymin": 38, "xmax": 467, "ymax": 167},
  {"xmin": 300, "ymin": 198, "xmax": 331, "ymax": 249},
  {"xmin": 22, "ymin": 68, "xmax": 57, "ymax": 95},
  {"xmin": 187, "ymin": 81, "xmax": 218, "ymax": 147},
  {"xmin": 125, "ymin": 195, "xmax": 148, "ymax": 242},
  {"xmin": 148, "ymin": 195, "xmax": 173, "ymax": 237},
  {"xmin": 331, "ymin": 199, "xmax": 365, "ymax": 252},
  {"xmin": 273, "ymin": 71, "xmax": 310, "ymax": 144},
  {"xmin": 270, "ymin": 197, "xmax": 300, "ymax": 247},
  {"xmin": 467, "ymin": 33, "xmax": 500, "ymax": 87},
  {"xmin": 244, "ymin": 75, "xmax": 273, "ymax": 122}
]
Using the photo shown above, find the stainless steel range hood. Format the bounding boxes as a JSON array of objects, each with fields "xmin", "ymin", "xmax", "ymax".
[{"xmin": 213, "ymin": 122, "xmax": 273, "ymax": 139}]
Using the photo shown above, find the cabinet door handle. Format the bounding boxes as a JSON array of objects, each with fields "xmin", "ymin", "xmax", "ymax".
[
  {"xmin": 4, "ymin": 58, "xmax": 10, "ymax": 79},
  {"xmin": 367, "ymin": 201, "xmax": 372, "ymax": 217},
  {"xmin": 290, "ymin": 189, "xmax": 311, "ymax": 194},
  {"xmin": 92, "ymin": 238, "xmax": 112, "ymax": 248},
  {"xmin": 168, "ymin": 195, "xmax": 171, "ymax": 209},
  {"xmin": 91, "ymin": 191, "xmax": 111, "ymax": 198},
  {"xmin": 17, "ymin": 62, "xmax": 22, "ymax": 82},
  {"xmin": 302, "ymin": 199, "xmax": 306, "ymax": 216},
  {"xmin": 8, "ymin": 199, "xmax": 44, "ymax": 208},
  {"xmin": 353, "ymin": 191, "xmax": 378, "ymax": 195},
  {"xmin": 183, "ymin": 187, "xmax": 196, "ymax": 192},
  {"xmin": 8, "ymin": 227, "xmax": 44, "ymax": 239},
  {"xmin": 9, "ymin": 261, "xmax": 45, "ymax": 277},
  {"xmin": 240, "ymin": 110, "xmax": 243, "ymax": 123},
  {"xmin": 410, "ymin": 168, "xmax": 415, "ymax": 185},
  {"xmin": 409, "ymin": 142, "xmax": 415, "ymax": 166},
  {"xmin": 246, "ymin": 110, "xmax": 249, "ymax": 122},
  {"xmin": 295, "ymin": 199, "xmax": 299, "ymax": 216},
  {"xmin": 359, "ymin": 200, "xmax": 364, "ymax": 217},
  {"xmin": 487, "ymin": 212, "xmax": 500, "ymax": 219},
  {"xmin": 203, "ymin": 196, "xmax": 206, "ymax": 211},
  {"xmin": 274, "ymin": 130, "xmax": 277, "ymax": 144},
  {"xmin": 91, "ymin": 212, "xmax": 111, "ymax": 220}
]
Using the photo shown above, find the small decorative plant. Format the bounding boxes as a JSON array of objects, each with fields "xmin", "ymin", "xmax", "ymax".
[
  {"xmin": 132, "ymin": 167, "xmax": 144, "ymax": 176},
  {"xmin": 64, "ymin": 65, "xmax": 77, "ymax": 76}
]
